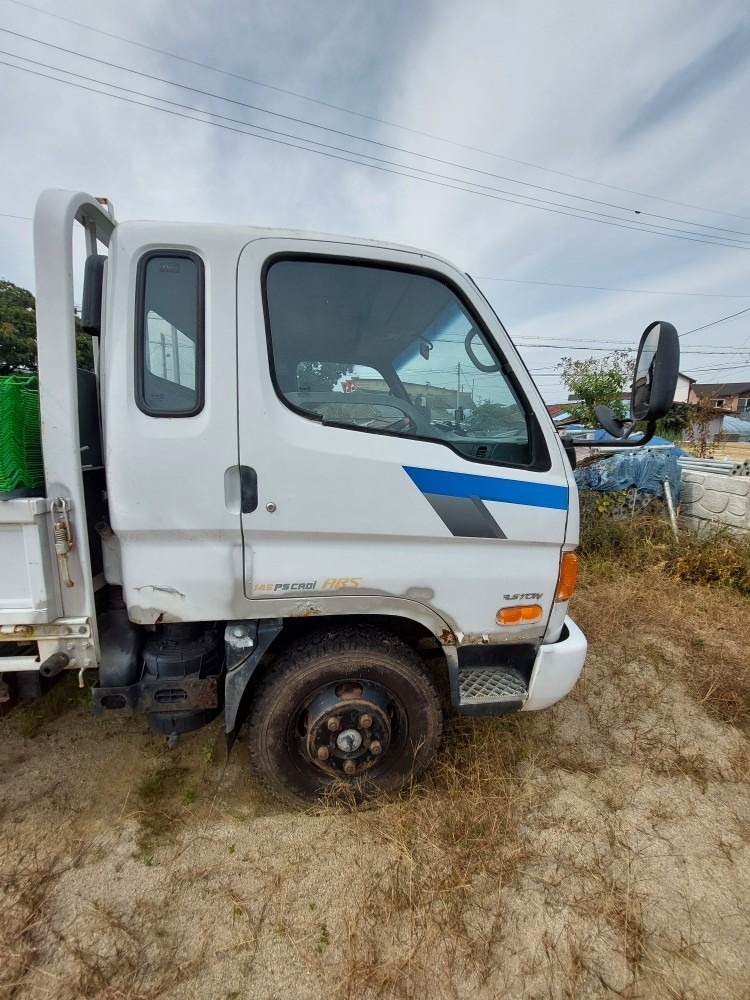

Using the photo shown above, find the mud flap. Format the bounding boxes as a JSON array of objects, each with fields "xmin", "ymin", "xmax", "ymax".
[{"xmin": 224, "ymin": 619, "xmax": 283, "ymax": 750}]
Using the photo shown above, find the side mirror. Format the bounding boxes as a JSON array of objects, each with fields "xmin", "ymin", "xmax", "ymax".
[
  {"xmin": 630, "ymin": 320, "xmax": 680, "ymax": 422},
  {"xmin": 583, "ymin": 320, "xmax": 680, "ymax": 447},
  {"xmin": 81, "ymin": 254, "xmax": 106, "ymax": 336}
]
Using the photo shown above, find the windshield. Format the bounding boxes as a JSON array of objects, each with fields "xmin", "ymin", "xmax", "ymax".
[{"xmin": 392, "ymin": 303, "xmax": 527, "ymax": 442}]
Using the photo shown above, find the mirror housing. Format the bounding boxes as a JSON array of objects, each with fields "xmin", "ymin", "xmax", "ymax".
[
  {"xmin": 569, "ymin": 320, "xmax": 680, "ymax": 449},
  {"xmin": 81, "ymin": 253, "xmax": 106, "ymax": 336},
  {"xmin": 630, "ymin": 320, "xmax": 680, "ymax": 422}
]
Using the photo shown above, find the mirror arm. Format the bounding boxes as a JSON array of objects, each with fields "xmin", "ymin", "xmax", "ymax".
[{"xmin": 567, "ymin": 421, "xmax": 657, "ymax": 449}]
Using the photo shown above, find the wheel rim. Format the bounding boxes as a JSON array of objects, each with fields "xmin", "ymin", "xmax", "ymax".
[{"xmin": 288, "ymin": 677, "xmax": 407, "ymax": 782}]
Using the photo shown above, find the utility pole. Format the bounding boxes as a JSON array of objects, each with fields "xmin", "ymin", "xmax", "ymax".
[
  {"xmin": 171, "ymin": 325, "xmax": 180, "ymax": 384},
  {"xmin": 456, "ymin": 362, "xmax": 461, "ymax": 412}
]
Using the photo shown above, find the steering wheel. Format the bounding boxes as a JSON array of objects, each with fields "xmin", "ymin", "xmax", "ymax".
[{"xmin": 378, "ymin": 415, "xmax": 416, "ymax": 434}]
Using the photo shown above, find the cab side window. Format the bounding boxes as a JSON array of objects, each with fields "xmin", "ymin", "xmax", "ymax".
[
  {"xmin": 265, "ymin": 258, "xmax": 536, "ymax": 468},
  {"xmin": 136, "ymin": 252, "xmax": 204, "ymax": 416}
]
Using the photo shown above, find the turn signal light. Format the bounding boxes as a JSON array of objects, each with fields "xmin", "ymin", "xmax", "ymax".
[
  {"xmin": 555, "ymin": 551, "xmax": 578, "ymax": 602},
  {"xmin": 497, "ymin": 604, "xmax": 543, "ymax": 625}
]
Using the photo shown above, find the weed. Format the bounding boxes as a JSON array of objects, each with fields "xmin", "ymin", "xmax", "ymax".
[
  {"xmin": 11, "ymin": 673, "xmax": 90, "ymax": 738},
  {"xmin": 182, "ymin": 786, "xmax": 196, "ymax": 805},
  {"xmin": 135, "ymin": 769, "xmax": 164, "ymax": 804},
  {"xmin": 316, "ymin": 923, "xmax": 331, "ymax": 954},
  {"xmin": 579, "ymin": 491, "xmax": 750, "ymax": 600},
  {"xmin": 132, "ymin": 764, "xmax": 189, "ymax": 850}
]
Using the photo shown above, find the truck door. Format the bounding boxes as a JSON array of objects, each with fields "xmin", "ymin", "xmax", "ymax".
[{"xmin": 235, "ymin": 239, "xmax": 570, "ymax": 644}]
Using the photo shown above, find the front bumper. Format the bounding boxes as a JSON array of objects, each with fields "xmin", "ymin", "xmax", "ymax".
[{"xmin": 522, "ymin": 616, "xmax": 587, "ymax": 711}]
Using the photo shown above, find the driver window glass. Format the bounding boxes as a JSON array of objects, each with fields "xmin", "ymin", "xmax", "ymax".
[{"xmin": 265, "ymin": 259, "xmax": 531, "ymax": 466}]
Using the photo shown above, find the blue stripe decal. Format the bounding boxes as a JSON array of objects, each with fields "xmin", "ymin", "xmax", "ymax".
[{"xmin": 404, "ymin": 466, "xmax": 568, "ymax": 510}]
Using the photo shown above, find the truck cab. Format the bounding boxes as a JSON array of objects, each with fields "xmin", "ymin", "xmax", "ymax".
[{"xmin": 0, "ymin": 190, "xmax": 678, "ymax": 806}]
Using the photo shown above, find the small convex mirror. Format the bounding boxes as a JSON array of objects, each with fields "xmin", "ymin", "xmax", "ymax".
[{"xmin": 630, "ymin": 321, "xmax": 680, "ymax": 422}]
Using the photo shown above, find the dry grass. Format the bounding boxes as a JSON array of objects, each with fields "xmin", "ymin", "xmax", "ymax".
[
  {"xmin": 575, "ymin": 523, "xmax": 750, "ymax": 734},
  {"xmin": 2, "ymin": 507, "xmax": 750, "ymax": 998},
  {"xmin": 338, "ymin": 717, "xmax": 532, "ymax": 998},
  {"xmin": 0, "ymin": 831, "xmax": 211, "ymax": 999}
]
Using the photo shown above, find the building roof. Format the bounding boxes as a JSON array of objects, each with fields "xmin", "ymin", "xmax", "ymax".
[
  {"xmin": 721, "ymin": 415, "xmax": 750, "ymax": 439},
  {"xmin": 692, "ymin": 382, "xmax": 750, "ymax": 397}
]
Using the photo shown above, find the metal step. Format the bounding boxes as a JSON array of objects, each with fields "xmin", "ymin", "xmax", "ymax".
[{"xmin": 458, "ymin": 665, "xmax": 529, "ymax": 712}]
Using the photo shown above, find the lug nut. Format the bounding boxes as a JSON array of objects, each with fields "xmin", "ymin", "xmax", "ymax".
[
  {"xmin": 326, "ymin": 717, "xmax": 340, "ymax": 732},
  {"xmin": 370, "ymin": 741, "xmax": 382, "ymax": 756},
  {"xmin": 343, "ymin": 760, "xmax": 356, "ymax": 775},
  {"xmin": 359, "ymin": 714, "xmax": 372, "ymax": 729},
  {"xmin": 317, "ymin": 746, "xmax": 330, "ymax": 761}
]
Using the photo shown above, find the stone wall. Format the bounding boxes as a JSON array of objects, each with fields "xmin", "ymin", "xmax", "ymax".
[{"xmin": 680, "ymin": 470, "xmax": 750, "ymax": 533}]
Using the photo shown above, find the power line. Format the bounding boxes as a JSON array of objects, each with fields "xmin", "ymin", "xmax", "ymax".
[
  {"xmin": 5, "ymin": 0, "xmax": 750, "ymax": 225},
  {"xmin": 439, "ymin": 333, "xmax": 749, "ymax": 350},
  {"xmin": 476, "ymin": 275, "xmax": 750, "ymax": 298},
  {"xmin": 2, "ymin": 53, "xmax": 748, "ymax": 255},
  {"xmin": 3, "ymin": 27, "xmax": 750, "ymax": 248},
  {"xmin": 518, "ymin": 345, "xmax": 750, "ymax": 354},
  {"xmin": 0, "ymin": 211, "xmax": 31, "ymax": 220},
  {"xmin": 679, "ymin": 307, "xmax": 750, "ymax": 338}
]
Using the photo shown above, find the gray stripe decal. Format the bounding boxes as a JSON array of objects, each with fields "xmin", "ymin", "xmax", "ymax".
[{"xmin": 423, "ymin": 493, "xmax": 507, "ymax": 539}]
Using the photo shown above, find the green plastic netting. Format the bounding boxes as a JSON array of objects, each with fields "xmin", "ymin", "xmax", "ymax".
[{"xmin": 0, "ymin": 374, "xmax": 43, "ymax": 494}]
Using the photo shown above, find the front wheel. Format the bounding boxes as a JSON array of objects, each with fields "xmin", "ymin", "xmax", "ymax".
[{"xmin": 247, "ymin": 627, "xmax": 443, "ymax": 808}]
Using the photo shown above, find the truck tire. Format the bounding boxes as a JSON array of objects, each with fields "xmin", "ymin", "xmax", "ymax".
[{"xmin": 247, "ymin": 627, "xmax": 443, "ymax": 808}]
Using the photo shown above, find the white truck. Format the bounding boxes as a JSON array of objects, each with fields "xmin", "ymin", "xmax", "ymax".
[{"xmin": 0, "ymin": 190, "xmax": 679, "ymax": 806}]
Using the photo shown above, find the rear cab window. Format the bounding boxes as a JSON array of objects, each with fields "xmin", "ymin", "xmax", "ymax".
[{"xmin": 136, "ymin": 252, "xmax": 204, "ymax": 416}]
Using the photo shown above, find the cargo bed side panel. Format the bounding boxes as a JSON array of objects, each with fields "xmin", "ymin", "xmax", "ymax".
[{"xmin": 0, "ymin": 498, "xmax": 61, "ymax": 625}]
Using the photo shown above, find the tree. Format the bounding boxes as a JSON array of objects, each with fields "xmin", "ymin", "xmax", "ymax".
[
  {"xmin": 296, "ymin": 362, "xmax": 353, "ymax": 391},
  {"xmin": 655, "ymin": 401, "xmax": 692, "ymax": 443},
  {"xmin": 0, "ymin": 280, "xmax": 36, "ymax": 374},
  {"xmin": 466, "ymin": 401, "xmax": 525, "ymax": 434},
  {"xmin": 0, "ymin": 279, "xmax": 94, "ymax": 374},
  {"xmin": 558, "ymin": 350, "xmax": 633, "ymax": 428},
  {"xmin": 683, "ymin": 396, "xmax": 720, "ymax": 458}
]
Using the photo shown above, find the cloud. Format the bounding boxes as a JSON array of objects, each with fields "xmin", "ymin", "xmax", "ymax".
[{"xmin": 619, "ymin": 23, "xmax": 750, "ymax": 142}]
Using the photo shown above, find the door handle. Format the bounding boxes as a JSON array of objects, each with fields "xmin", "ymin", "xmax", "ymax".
[{"xmin": 239, "ymin": 466, "xmax": 258, "ymax": 513}]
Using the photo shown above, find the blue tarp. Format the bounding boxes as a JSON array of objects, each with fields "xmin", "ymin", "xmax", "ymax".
[{"xmin": 574, "ymin": 445, "xmax": 682, "ymax": 501}]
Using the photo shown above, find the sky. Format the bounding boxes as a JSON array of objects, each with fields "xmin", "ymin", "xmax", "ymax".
[{"xmin": 1, "ymin": 0, "xmax": 750, "ymax": 402}]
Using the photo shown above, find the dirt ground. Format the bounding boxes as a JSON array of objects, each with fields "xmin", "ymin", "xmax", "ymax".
[
  {"xmin": 2, "ymin": 566, "xmax": 750, "ymax": 1000},
  {"xmin": 683, "ymin": 440, "xmax": 750, "ymax": 463}
]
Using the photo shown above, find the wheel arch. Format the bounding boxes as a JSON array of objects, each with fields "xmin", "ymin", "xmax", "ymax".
[{"xmin": 230, "ymin": 613, "xmax": 453, "ymax": 738}]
